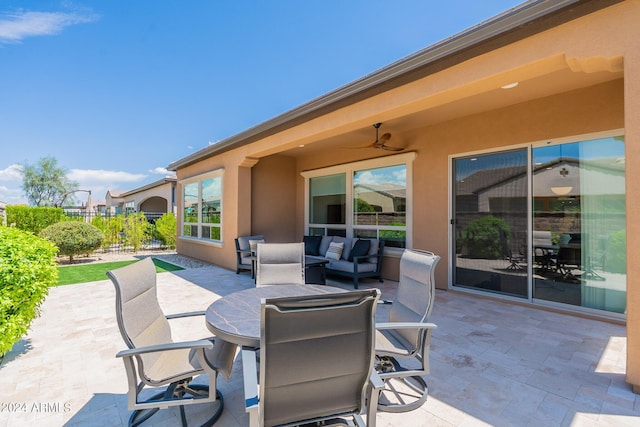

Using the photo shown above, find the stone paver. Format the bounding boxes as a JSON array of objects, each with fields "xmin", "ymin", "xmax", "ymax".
[{"xmin": 0, "ymin": 260, "xmax": 638, "ymax": 426}]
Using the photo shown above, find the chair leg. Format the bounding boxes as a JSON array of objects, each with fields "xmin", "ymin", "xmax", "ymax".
[
  {"xmin": 129, "ymin": 384, "xmax": 223, "ymax": 427},
  {"xmin": 376, "ymin": 356, "xmax": 429, "ymax": 413}
]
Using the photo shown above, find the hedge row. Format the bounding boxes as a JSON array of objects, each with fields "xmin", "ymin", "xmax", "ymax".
[{"xmin": 0, "ymin": 226, "xmax": 58, "ymax": 357}]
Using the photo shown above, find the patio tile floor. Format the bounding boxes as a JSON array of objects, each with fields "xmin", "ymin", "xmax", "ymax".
[{"xmin": 1, "ymin": 262, "xmax": 638, "ymax": 426}]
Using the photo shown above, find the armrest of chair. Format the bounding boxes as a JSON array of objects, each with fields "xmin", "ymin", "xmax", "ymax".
[
  {"xmin": 376, "ymin": 322, "xmax": 437, "ymax": 331},
  {"xmin": 116, "ymin": 339, "xmax": 214, "ymax": 358},
  {"xmin": 165, "ymin": 310, "xmax": 205, "ymax": 320},
  {"xmin": 241, "ymin": 349, "xmax": 259, "ymax": 426},
  {"xmin": 366, "ymin": 370, "xmax": 384, "ymax": 423}
]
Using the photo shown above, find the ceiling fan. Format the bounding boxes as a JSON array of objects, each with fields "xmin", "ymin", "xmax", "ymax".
[{"xmin": 350, "ymin": 123, "xmax": 404, "ymax": 151}]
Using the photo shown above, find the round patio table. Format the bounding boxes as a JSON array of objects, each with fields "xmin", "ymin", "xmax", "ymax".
[{"xmin": 205, "ymin": 284, "xmax": 345, "ymax": 348}]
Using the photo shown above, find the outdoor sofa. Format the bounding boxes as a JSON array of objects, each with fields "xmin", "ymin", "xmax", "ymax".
[{"xmin": 303, "ymin": 235, "xmax": 385, "ymax": 288}]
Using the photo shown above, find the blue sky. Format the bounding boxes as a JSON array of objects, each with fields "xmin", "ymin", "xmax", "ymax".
[{"xmin": 0, "ymin": 0, "xmax": 523, "ymax": 205}]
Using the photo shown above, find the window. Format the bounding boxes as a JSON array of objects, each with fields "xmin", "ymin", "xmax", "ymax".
[
  {"xmin": 303, "ymin": 153, "xmax": 415, "ymax": 248},
  {"xmin": 181, "ymin": 170, "xmax": 223, "ymax": 242}
]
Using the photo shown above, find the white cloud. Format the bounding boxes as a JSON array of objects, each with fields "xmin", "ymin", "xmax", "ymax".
[
  {"xmin": 0, "ymin": 164, "xmax": 23, "ymax": 181},
  {"xmin": 68, "ymin": 169, "xmax": 146, "ymax": 184},
  {"xmin": 67, "ymin": 169, "xmax": 148, "ymax": 201},
  {"xmin": 0, "ymin": 10, "xmax": 98, "ymax": 44},
  {"xmin": 0, "ymin": 184, "xmax": 26, "ymax": 205},
  {"xmin": 354, "ymin": 171, "xmax": 377, "ymax": 185},
  {"xmin": 149, "ymin": 167, "xmax": 170, "ymax": 175}
]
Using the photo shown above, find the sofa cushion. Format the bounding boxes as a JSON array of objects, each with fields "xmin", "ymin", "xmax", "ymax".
[
  {"xmin": 325, "ymin": 242, "xmax": 344, "ymax": 261},
  {"xmin": 331, "ymin": 236, "xmax": 355, "ymax": 260},
  {"xmin": 319, "ymin": 236, "xmax": 334, "ymax": 256},
  {"xmin": 348, "ymin": 239, "xmax": 371, "ymax": 263},
  {"xmin": 237, "ymin": 235, "xmax": 264, "ymax": 251},
  {"xmin": 327, "ymin": 259, "xmax": 377, "ymax": 273},
  {"xmin": 303, "ymin": 235, "xmax": 322, "ymax": 256},
  {"xmin": 367, "ymin": 239, "xmax": 380, "ymax": 263}
]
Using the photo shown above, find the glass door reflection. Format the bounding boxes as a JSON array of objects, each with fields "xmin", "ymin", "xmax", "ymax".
[
  {"xmin": 452, "ymin": 149, "xmax": 528, "ymax": 298},
  {"xmin": 532, "ymin": 137, "xmax": 626, "ymax": 314}
]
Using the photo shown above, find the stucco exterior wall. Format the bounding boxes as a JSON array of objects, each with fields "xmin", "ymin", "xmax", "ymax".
[{"xmin": 251, "ymin": 155, "xmax": 297, "ymax": 242}]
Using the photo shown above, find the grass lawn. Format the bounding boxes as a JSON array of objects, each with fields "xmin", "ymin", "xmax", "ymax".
[{"xmin": 56, "ymin": 258, "xmax": 184, "ymax": 286}]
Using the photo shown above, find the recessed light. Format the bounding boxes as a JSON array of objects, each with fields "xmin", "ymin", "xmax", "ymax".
[
  {"xmin": 298, "ymin": 144, "xmax": 305, "ymax": 148},
  {"xmin": 501, "ymin": 82, "xmax": 519, "ymax": 89}
]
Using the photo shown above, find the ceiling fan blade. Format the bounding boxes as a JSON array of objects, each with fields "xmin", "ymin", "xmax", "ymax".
[
  {"xmin": 381, "ymin": 145, "xmax": 404, "ymax": 151},
  {"xmin": 379, "ymin": 133, "xmax": 392, "ymax": 143},
  {"xmin": 345, "ymin": 141, "xmax": 378, "ymax": 149}
]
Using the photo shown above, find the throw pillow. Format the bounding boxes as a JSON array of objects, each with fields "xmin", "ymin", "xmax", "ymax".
[
  {"xmin": 348, "ymin": 239, "xmax": 371, "ymax": 263},
  {"xmin": 248, "ymin": 239, "xmax": 265, "ymax": 254},
  {"xmin": 303, "ymin": 235, "xmax": 322, "ymax": 256},
  {"xmin": 325, "ymin": 241, "xmax": 344, "ymax": 261}
]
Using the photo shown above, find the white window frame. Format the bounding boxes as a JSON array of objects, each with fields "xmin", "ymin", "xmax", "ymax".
[
  {"xmin": 301, "ymin": 152, "xmax": 416, "ymax": 254},
  {"xmin": 179, "ymin": 168, "xmax": 224, "ymax": 247}
]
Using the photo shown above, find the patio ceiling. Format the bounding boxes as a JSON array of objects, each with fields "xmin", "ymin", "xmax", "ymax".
[{"xmin": 278, "ymin": 63, "xmax": 623, "ymax": 159}]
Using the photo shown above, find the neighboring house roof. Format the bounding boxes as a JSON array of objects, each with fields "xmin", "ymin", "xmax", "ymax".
[
  {"xmin": 457, "ymin": 166, "xmax": 527, "ymax": 195},
  {"xmin": 456, "ymin": 157, "xmax": 625, "ymax": 196},
  {"xmin": 107, "ymin": 190, "xmax": 126, "ymax": 198},
  {"xmin": 167, "ymin": 0, "xmax": 621, "ymax": 171},
  {"xmin": 355, "ymin": 183, "xmax": 406, "ymax": 199},
  {"xmin": 119, "ymin": 176, "xmax": 176, "ymax": 198}
]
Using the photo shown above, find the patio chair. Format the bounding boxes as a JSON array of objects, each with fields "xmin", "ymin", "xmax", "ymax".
[
  {"xmin": 107, "ymin": 258, "xmax": 238, "ymax": 427},
  {"xmin": 242, "ymin": 289, "xmax": 383, "ymax": 427},
  {"xmin": 375, "ymin": 249, "xmax": 440, "ymax": 413},
  {"xmin": 235, "ymin": 234, "xmax": 265, "ymax": 275},
  {"xmin": 255, "ymin": 242, "xmax": 305, "ymax": 286},
  {"xmin": 499, "ymin": 228, "xmax": 525, "ymax": 271}
]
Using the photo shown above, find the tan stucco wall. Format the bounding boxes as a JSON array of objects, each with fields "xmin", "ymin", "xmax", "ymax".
[{"xmin": 251, "ymin": 155, "xmax": 298, "ymax": 242}]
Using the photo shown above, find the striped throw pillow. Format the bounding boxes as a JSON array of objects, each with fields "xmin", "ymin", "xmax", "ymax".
[{"xmin": 325, "ymin": 241, "xmax": 344, "ymax": 261}]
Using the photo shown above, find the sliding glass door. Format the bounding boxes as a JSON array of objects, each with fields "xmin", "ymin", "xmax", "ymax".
[
  {"xmin": 452, "ymin": 149, "xmax": 529, "ymax": 298},
  {"xmin": 532, "ymin": 136, "xmax": 626, "ymax": 314},
  {"xmin": 451, "ymin": 133, "xmax": 626, "ymax": 316}
]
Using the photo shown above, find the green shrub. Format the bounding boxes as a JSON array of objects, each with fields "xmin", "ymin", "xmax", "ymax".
[
  {"xmin": 123, "ymin": 212, "xmax": 149, "ymax": 252},
  {"xmin": 0, "ymin": 226, "xmax": 58, "ymax": 358},
  {"xmin": 5, "ymin": 206, "xmax": 65, "ymax": 234},
  {"xmin": 461, "ymin": 215, "xmax": 510, "ymax": 259},
  {"xmin": 39, "ymin": 221, "xmax": 105, "ymax": 262},
  {"xmin": 155, "ymin": 213, "xmax": 177, "ymax": 248}
]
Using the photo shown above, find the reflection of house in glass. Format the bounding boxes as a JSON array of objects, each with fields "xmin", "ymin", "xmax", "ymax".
[{"xmin": 353, "ymin": 183, "xmax": 407, "ymax": 219}]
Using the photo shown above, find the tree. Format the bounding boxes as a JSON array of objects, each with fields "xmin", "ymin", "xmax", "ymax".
[{"xmin": 21, "ymin": 156, "xmax": 78, "ymax": 207}]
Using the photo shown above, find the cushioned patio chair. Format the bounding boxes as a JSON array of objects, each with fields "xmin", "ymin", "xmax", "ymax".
[
  {"xmin": 375, "ymin": 249, "xmax": 440, "ymax": 412},
  {"xmin": 255, "ymin": 242, "xmax": 305, "ymax": 287},
  {"xmin": 242, "ymin": 289, "xmax": 383, "ymax": 427},
  {"xmin": 235, "ymin": 234, "xmax": 265, "ymax": 275},
  {"xmin": 107, "ymin": 258, "xmax": 237, "ymax": 427}
]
